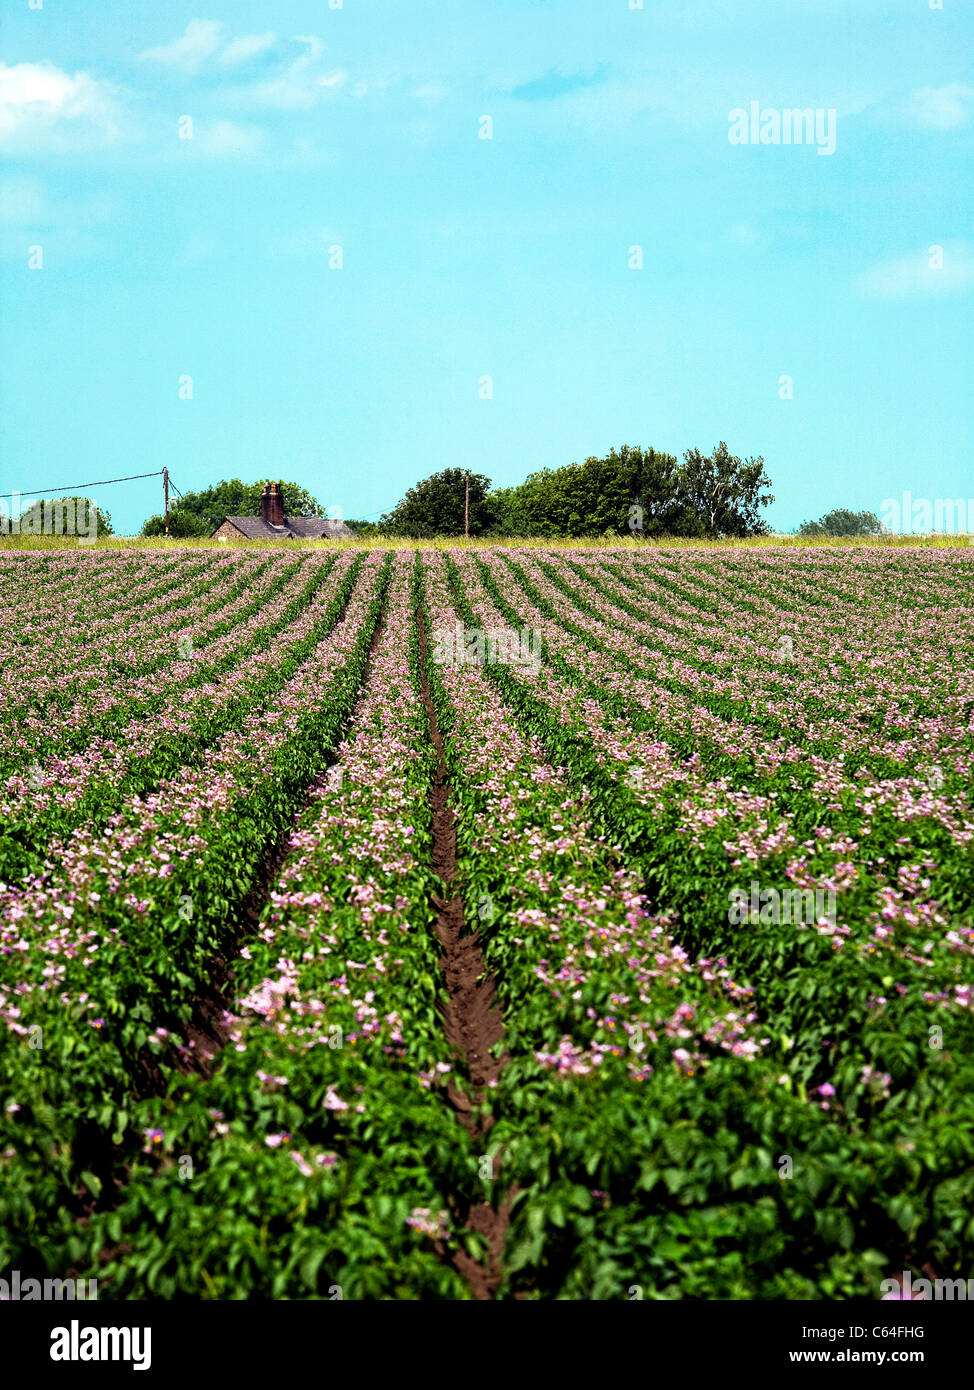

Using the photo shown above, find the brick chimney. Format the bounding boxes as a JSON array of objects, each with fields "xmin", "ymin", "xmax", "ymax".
[{"xmin": 260, "ymin": 482, "xmax": 285, "ymax": 527}]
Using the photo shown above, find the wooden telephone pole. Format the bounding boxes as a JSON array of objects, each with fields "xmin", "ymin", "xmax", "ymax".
[
  {"xmin": 163, "ymin": 468, "xmax": 170, "ymax": 534},
  {"xmin": 464, "ymin": 471, "xmax": 469, "ymax": 538}
]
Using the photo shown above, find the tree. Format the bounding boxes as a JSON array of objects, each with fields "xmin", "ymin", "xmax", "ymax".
[
  {"xmin": 141, "ymin": 510, "xmax": 209, "ymax": 538},
  {"xmin": 353, "ymin": 443, "xmax": 776, "ymax": 540},
  {"xmin": 380, "ymin": 469, "xmax": 494, "ymax": 537},
  {"xmin": 797, "ymin": 508, "xmax": 882, "ymax": 538},
  {"xmin": 488, "ymin": 478, "xmax": 547, "ymax": 537},
  {"xmin": 677, "ymin": 442, "xmax": 774, "ymax": 537},
  {"xmin": 621, "ymin": 445, "xmax": 700, "ymax": 537},
  {"xmin": 17, "ymin": 497, "xmax": 114, "ymax": 538},
  {"xmin": 140, "ymin": 477, "xmax": 324, "ymax": 536},
  {"xmin": 487, "ymin": 445, "xmax": 686, "ymax": 538}
]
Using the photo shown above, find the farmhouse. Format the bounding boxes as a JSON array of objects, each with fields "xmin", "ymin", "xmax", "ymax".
[{"xmin": 211, "ymin": 483, "xmax": 353, "ymax": 540}]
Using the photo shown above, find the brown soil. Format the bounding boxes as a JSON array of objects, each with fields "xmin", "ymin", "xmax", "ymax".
[{"xmin": 416, "ymin": 602, "xmax": 513, "ymax": 1301}]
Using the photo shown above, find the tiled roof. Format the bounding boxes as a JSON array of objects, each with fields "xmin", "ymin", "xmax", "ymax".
[
  {"xmin": 213, "ymin": 516, "xmax": 353, "ymax": 539},
  {"xmin": 285, "ymin": 517, "xmax": 352, "ymax": 538}
]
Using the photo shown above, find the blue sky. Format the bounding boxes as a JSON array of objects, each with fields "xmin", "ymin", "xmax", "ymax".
[{"xmin": 1, "ymin": 0, "xmax": 971, "ymax": 535}]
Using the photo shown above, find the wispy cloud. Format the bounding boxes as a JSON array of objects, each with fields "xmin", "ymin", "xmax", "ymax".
[
  {"xmin": 907, "ymin": 82, "xmax": 974, "ymax": 131},
  {"xmin": 139, "ymin": 20, "xmax": 223, "ymax": 71},
  {"xmin": 0, "ymin": 61, "xmax": 123, "ymax": 152},
  {"xmin": 219, "ymin": 33, "xmax": 277, "ymax": 67},
  {"xmin": 250, "ymin": 37, "xmax": 346, "ymax": 109},
  {"xmin": 511, "ymin": 67, "xmax": 610, "ymax": 102},
  {"xmin": 136, "ymin": 28, "xmax": 357, "ymax": 115},
  {"xmin": 856, "ymin": 244, "xmax": 974, "ymax": 300}
]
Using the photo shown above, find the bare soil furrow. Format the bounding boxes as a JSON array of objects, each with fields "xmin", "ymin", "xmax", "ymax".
[
  {"xmin": 416, "ymin": 602, "xmax": 511, "ymax": 1300},
  {"xmin": 181, "ymin": 603, "xmax": 391, "ymax": 1075}
]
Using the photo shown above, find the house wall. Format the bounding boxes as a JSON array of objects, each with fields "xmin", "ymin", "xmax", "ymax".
[{"xmin": 212, "ymin": 520, "xmax": 245, "ymax": 539}]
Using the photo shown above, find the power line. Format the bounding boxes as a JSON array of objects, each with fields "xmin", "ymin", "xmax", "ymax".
[
  {"xmin": 0, "ymin": 467, "xmax": 384, "ymax": 519},
  {"xmin": 0, "ymin": 469, "xmax": 164, "ymax": 501},
  {"xmin": 355, "ymin": 503, "xmax": 398, "ymax": 519}
]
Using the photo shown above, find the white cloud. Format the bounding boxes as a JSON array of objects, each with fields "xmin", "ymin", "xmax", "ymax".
[
  {"xmin": 220, "ymin": 33, "xmax": 276, "ymax": 67},
  {"xmin": 139, "ymin": 20, "xmax": 223, "ymax": 71},
  {"xmin": 141, "ymin": 23, "xmax": 281, "ymax": 73},
  {"xmin": 856, "ymin": 244, "xmax": 974, "ymax": 300},
  {"xmin": 907, "ymin": 83, "xmax": 974, "ymax": 131},
  {"xmin": 0, "ymin": 61, "xmax": 122, "ymax": 152},
  {"xmin": 251, "ymin": 37, "xmax": 346, "ymax": 109}
]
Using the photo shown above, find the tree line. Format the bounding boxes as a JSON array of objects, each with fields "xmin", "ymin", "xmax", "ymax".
[
  {"xmin": 371, "ymin": 442, "xmax": 774, "ymax": 539},
  {"xmin": 129, "ymin": 451, "xmax": 884, "ymax": 542}
]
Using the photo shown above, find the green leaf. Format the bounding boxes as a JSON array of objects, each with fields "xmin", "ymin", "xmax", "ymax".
[{"xmin": 80, "ymin": 1170, "xmax": 102, "ymax": 1199}]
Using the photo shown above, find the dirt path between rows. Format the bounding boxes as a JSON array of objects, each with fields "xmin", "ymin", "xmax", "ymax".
[
  {"xmin": 415, "ymin": 603, "xmax": 512, "ymax": 1301},
  {"xmin": 82, "ymin": 584, "xmax": 392, "ymax": 1267},
  {"xmin": 182, "ymin": 604, "xmax": 391, "ymax": 1074}
]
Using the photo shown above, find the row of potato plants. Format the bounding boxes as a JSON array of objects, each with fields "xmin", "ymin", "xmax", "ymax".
[
  {"xmin": 418, "ymin": 552, "xmax": 897, "ymax": 1298},
  {"xmin": 441, "ymin": 549, "xmax": 974, "ymax": 1288},
  {"xmin": 586, "ymin": 551, "xmax": 974, "ymax": 747},
  {"xmin": 466, "ymin": 551, "xmax": 974, "ymax": 1020},
  {"xmin": 0, "ymin": 556, "xmax": 359, "ymax": 884},
  {"xmin": 490, "ymin": 548, "xmax": 973, "ymax": 781},
  {"xmin": 2, "ymin": 554, "xmax": 339, "ymax": 779},
  {"xmin": 0, "ymin": 553, "xmax": 324, "ymax": 755},
  {"xmin": 0, "ymin": 554, "xmax": 388, "ymax": 1279},
  {"xmin": 79, "ymin": 553, "xmax": 475, "ymax": 1299},
  {"xmin": 0, "ymin": 553, "xmax": 266, "ymax": 746},
  {"xmin": 0, "ymin": 553, "xmax": 241, "ymax": 727}
]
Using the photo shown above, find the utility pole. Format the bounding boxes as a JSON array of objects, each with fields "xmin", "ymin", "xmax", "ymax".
[
  {"xmin": 464, "ymin": 470, "xmax": 469, "ymax": 538},
  {"xmin": 163, "ymin": 467, "xmax": 169, "ymax": 535}
]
